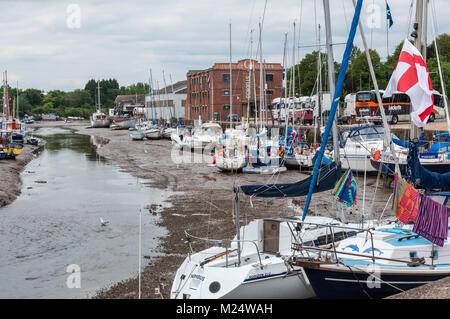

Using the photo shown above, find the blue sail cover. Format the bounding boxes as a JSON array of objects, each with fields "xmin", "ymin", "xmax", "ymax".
[
  {"xmin": 392, "ymin": 134, "xmax": 424, "ymax": 148},
  {"xmin": 407, "ymin": 139, "xmax": 450, "ymax": 190},
  {"xmin": 238, "ymin": 162, "xmax": 341, "ymax": 198}
]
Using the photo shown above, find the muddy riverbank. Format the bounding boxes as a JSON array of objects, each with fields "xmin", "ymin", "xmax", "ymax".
[{"xmin": 0, "ymin": 140, "xmax": 44, "ymax": 208}]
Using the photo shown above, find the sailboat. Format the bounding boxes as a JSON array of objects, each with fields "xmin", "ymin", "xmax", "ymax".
[
  {"xmin": 215, "ymin": 24, "xmax": 249, "ymax": 172},
  {"xmin": 290, "ymin": 0, "xmax": 450, "ymax": 299},
  {"xmin": 90, "ymin": 81, "xmax": 110, "ymax": 128}
]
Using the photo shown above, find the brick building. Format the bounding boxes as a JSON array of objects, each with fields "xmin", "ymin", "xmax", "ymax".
[{"xmin": 186, "ymin": 59, "xmax": 283, "ymax": 121}]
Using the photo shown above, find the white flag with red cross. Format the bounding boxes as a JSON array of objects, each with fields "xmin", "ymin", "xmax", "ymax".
[{"xmin": 383, "ymin": 39, "xmax": 434, "ymax": 127}]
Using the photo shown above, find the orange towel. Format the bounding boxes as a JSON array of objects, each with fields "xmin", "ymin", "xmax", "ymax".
[{"xmin": 396, "ymin": 182, "xmax": 419, "ymax": 224}]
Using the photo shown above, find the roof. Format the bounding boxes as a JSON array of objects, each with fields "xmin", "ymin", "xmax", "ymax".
[
  {"xmin": 114, "ymin": 94, "xmax": 146, "ymax": 104},
  {"xmin": 153, "ymin": 80, "xmax": 187, "ymax": 95}
]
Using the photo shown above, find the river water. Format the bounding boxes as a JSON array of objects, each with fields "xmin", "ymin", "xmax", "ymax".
[{"xmin": 0, "ymin": 127, "xmax": 169, "ymax": 298}]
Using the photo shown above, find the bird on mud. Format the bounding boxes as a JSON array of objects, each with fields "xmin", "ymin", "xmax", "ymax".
[{"xmin": 100, "ymin": 217, "xmax": 109, "ymax": 227}]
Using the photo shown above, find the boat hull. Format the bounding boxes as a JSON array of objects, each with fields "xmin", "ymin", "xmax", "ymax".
[
  {"xmin": 111, "ymin": 118, "xmax": 136, "ymax": 129},
  {"xmin": 145, "ymin": 131, "xmax": 161, "ymax": 140},
  {"xmin": 302, "ymin": 265, "xmax": 448, "ymax": 299},
  {"xmin": 370, "ymin": 159, "xmax": 450, "ymax": 175},
  {"xmin": 90, "ymin": 119, "xmax": 110, "ymax": 128}
]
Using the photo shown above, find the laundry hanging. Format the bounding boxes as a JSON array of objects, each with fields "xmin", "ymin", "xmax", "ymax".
[
  {"xmin": 332, "ymin": 168, "xmax": 357, "ymax": 208},
  {"xmin": 396, "ymin": 182, "xmax": 420, "ymax": 224},
  {"xmin": 413, "ymin": 194, "xmax": 449, "ymax": 247}
]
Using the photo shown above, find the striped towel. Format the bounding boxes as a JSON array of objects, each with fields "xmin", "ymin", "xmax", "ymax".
[{"xmin": 413, "ymin": 194, "xmax": 449, "ymax": 247}]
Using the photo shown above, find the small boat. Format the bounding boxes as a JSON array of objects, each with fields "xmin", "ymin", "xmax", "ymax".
[
  {"xmin": 130, "ymin": 130, "xmax": 145, "ymax": 140},
  {"xmin": 171, "ymin": 214, "xmax": 377, "ymax": 299},
  {"xmin": 328, "ymin": 125, "xmax": 404, "ymax": 173},
  {"xmin": 90, "ymin": 110, "xmax": 110, "ymax": 128},
  {"xmin": 145, "ymin": 128, "xmax": 162, "ymax": 140},
  {"xmin": 293, "ymin": 197, "xmax": 450, "ymax": 299},
  {"xmin": 215, "ymin": 128, "xmax": 248, "ymax": 172},
  {"xmin": 26, "ymin": 137, "xmax": 39, "ymax": 146},
  {"xmin": 111, "ymin": 117, "xmax": 136, "ymax": 130}
]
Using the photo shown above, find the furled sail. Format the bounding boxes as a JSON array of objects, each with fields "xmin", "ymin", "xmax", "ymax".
[
  {"xmin": 238, "ymin": 162, "xmax": 341, "ymax": 198},
  {"xmin": 407, "ymin": 139, "xmax": 450, "ymax": 190}
]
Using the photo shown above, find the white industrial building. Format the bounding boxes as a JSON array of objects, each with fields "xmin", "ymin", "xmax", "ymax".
[{"xmin": 145, "ymin": 80, "xmax": 186, "ymax": 120}]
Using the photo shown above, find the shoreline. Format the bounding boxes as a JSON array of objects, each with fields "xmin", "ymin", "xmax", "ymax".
[{"xmin": 0, "ymin": 139, "xmax": 45, "ymax": 208}]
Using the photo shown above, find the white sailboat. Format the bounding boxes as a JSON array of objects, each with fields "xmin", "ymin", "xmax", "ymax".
[{"xmin": 90, "ymin": 81, "xmax": 110, "ymax": 128}]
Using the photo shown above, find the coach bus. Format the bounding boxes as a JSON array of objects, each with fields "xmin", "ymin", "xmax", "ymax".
[{"xmin": 355, "ymin": 90, "xmax": 446, "ymax": 124}]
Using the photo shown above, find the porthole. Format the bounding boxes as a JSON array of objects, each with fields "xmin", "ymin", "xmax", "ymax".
[{"xmin": 209, "ymin": 281, "xmax": 221, "ymax": 293}]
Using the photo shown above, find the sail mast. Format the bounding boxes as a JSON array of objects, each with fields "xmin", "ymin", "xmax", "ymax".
[
  {"xmin": 323, "ymin": 0, "xmax": 340, "ymax": 164},
  {"xmin": 302, "ymin": 0, "xmax": 363, "ymax": 220},
  {"xmin": 411, "ymin": 0, "xmax": 424, "ymax": 141},
  {"xmin": 229, "ymin": 22, "xmax": 233, "ymax": 129}
]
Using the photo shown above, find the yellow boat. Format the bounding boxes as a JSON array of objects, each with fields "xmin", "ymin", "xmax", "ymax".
[{"xmin": 2, "ymin": 145, "xmax": 23, "ymax": 158}]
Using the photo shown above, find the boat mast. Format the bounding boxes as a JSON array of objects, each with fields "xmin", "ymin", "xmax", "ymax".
[
  {"xmin": 246, "ymin": 30, "xmax": 253, "ymax": 127},
  {"xmin": 163, "ymin": 70, "xmax": 173, "ymax": 123},
  {"xmin": 97, "ymin": 81, "xmax": 101, "ymax": 113},
  {"xmin": 302, "ymin": 0, "xmax": 363, "ymax": 220},
  {"xmin": 169, "ymin": 74, "xmax": 177, "ymax": 122},
  {"xmin": 229, "ymin": 22, "xmax": 233, "ymax": 129},
  {"xmin": 429, "ymin": 0, "xmax": 450, "ymax": 134},
  {"xmin": 351, "ymin": 0, "xmax": 401, "ymax": 176},
  {"xmin": 411, "ymin": 0, "xmax": 424, "ymax": 141},
  {"xmin": 258, "ymin": 22, "xmax": 263, "ymax": 132},
  {"xmin": 16, "ymin": 81, "xmax": 19, "ymax": 120},
  {"xmin": 323, "ymin": 0, "xmax": 340, "ymax": 164}
]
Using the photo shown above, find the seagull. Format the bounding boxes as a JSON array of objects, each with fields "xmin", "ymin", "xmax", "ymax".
[{"xmin": 100, "ymin": 217, "xmax": 109, "ymax": 227}]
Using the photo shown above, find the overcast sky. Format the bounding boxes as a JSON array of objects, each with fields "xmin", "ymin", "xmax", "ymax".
[{"xmin": 1, "ymin": 0, "xmax": 448, "ymax": 92}]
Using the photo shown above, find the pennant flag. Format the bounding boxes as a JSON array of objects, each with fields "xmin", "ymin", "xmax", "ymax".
[
  {"xmin": 383, "ymin": 39, "xmax": 434, "ymax": 127},
  {"xmin": 332, "ymin": 168, "xmax": 357, "ymax": 208},
  {"xmin": 386, "ymin": 2, "xmax": 394, "ymax": 28}
]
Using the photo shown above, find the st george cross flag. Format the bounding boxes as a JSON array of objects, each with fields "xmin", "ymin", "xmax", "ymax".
[{"xmin": 383, "ymin": 39, "xmax": 434, "ymax": 127}]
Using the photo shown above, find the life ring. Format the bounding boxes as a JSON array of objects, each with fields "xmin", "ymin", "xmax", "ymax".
[{"xmin": 217, "ymin": 150, "xmax": 225, "ymax": 158}]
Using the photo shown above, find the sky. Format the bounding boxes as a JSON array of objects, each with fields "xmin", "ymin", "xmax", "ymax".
[{"xmin": 0, "ymin": 0, "xmax": 448, "ymax": 92}]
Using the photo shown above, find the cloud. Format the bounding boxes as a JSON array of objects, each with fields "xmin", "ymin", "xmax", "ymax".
[{"xmin": 0, "ymin": 0, "xmax": 448, "ymax": 92}]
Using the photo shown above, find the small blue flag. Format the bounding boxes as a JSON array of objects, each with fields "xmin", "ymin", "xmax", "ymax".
[{"xmin": 386, "ymin": 2, "xmax": 393, "ymax": 28}]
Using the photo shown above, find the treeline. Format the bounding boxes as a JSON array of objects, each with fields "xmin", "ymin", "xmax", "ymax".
[
  {"xmin": 287, "ymin": 33, "xmax": 450, "ymax": 99},
  {"xmin": 0, "ymin": 79, "xmax": 150, "ymax": 119}
]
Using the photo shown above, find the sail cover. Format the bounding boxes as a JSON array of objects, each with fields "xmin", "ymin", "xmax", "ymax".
[
  {"xmin": 407, "ymin": 139, "xmax": 450, "ymax": 190},
  {"xmin": 238, "ymin": 162, "xmax": 341, "ymax": 198}
]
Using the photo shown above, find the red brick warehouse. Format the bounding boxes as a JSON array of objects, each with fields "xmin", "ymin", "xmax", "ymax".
[{"xmin": 186, "ymin": 59, "xmax": 283, "ymax": 121}]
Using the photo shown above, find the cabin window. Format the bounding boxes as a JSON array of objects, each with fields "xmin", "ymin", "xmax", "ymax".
[{"xmin": 409, "ymin": 251, "xmax": 418, "ymax": 259}]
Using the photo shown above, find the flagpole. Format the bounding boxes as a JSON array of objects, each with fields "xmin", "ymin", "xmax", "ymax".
[
  {"xmin": 411, "ymin": 0, "xmax": 424, "ymax": 141},
  {"xmin": 386, "ymin": 1, "xmax": 389, "ymax": 60}
]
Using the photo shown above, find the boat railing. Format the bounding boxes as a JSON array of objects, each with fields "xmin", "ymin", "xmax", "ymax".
[
  {"xmin": 184, "ymin": 231, "xmax": 264, "ymax": 269},
  {"xmin": 287, "ymin": 221, "xmax": 435, "ymax": 268}
]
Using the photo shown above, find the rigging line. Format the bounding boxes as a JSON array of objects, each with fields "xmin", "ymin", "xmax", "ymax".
[
  {"xmin": 342, "ymin": 0, "xmax": 350, "ymax": 33},
  {"xmin": 406, "ymin": 0, "xmax": 415, "ymax": 39}
]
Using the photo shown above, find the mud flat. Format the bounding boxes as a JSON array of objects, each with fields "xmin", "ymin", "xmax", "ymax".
[
  {"xmin": 0, "ymin": 142, "xmax": 44, "ymax": 208},
  {"xmin": 387, "ymin": 276, "xmax": 450, "ymax": 299},
  {"xmin": 28, "ymin": 121, "xmax": 389, "ymax": 299}
]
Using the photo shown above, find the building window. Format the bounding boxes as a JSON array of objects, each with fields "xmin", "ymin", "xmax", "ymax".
[
  {"xmin": 223, "ymin": 105, "xmax": 230, "ymax": 110},
  {"xmin": 266, "ymin": 90, "xmax": 274, "ymax": 95},
  {"xmin": 266, "ymin": 74, "xmax": 274, "ymax": 82},
  {"xmin": 223, "ymin": 74, "xmax": 230, "ymax": 82},
  {"xmin": 223, "ymin": 90, "xmax": 230, "ymax": 96}
]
